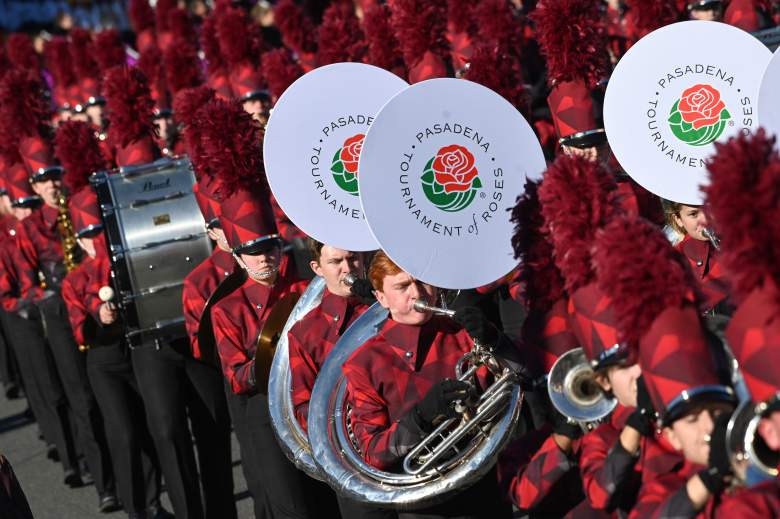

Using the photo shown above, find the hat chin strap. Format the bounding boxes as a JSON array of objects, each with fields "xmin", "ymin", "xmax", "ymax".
[{"xmin": 233, "ymin": 253, "xmax": 279, "ymax": 280}]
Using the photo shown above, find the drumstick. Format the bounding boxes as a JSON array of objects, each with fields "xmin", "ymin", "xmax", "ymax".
[{"xmin": 99, "ymin": 286, "xmax": 116, "ymax": 311}]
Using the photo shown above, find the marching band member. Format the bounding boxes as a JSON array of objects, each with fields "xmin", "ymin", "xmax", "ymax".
[
  {"xmin": 704, "ymin": 129, "xmax": 780, "ymax": 517},
  {"xmin": 57, "ymin": 120, "xmax": 165, "ymax": 517},
  {"xmin": 8, "ymin": 68, "xmax": 114, "ymax": 499},
  {"xmin": 103, "ymin": 65, "xmax": 235, "ymax": 519},
  {"xmin": 342, "ymin": 251, "xmax": 513, "ymax": 519},
  {"xmin": 204, "ymin": 96, "xmax": 314, "ymax": 518}
]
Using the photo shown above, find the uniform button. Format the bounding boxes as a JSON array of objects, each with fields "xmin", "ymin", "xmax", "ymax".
[
  {"xmin": 333, "ymin": 314, "xmax": 339, "ymax": 322},
  {"xmin": 405, "ymin": 351, "xmax": 413, "ymax": 359},
  {"xmin": 256, "ymin": 304, "xmax": 262, "ymax": 310},
  {"xmin": 696, "ymin": 261, "xmax": 703, "ymax": 267},
  {"xmin": 224, "ymin": 271, "xmax": 229, "ymax": 277}
]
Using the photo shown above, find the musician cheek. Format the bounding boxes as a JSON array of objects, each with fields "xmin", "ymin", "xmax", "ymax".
[
  {"xmin": 595, "ymin": 363, "xmax": 642, "ymax": 408},
  {"xmin": 30, "ymin": 177, "xmax": 63, "ymax": 208},
  {"xmin": 374, "ymin": 272, "xmax": 437, "ymax": 326},
  {"xmin": 673, "ymin": 205, "xmax": 709, "ymax": 241},
  {"xmin": 757, "ymin": 411, "xmax": 780, "ymax": 451}
]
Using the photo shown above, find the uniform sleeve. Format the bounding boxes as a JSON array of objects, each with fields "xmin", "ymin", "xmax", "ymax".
[
  {"xmin": 212, "ymin": 303, "xmax": 255, "ymax": 394},
  {"xmin": 0, "ymin": 245, "xmax": 23, "ymax": 312},
  {"xmin": 61, "ymin": 272, "xmax": 87, "ymax": 346},
  {"xmin": 288, "ymin": 324, "xmax": 317, "ymax": 433},
  {"xmin": 629, "ymin": 473, "xmax": 702, "ymax": 519},
  {"xmin": 182, "ymin": 274, "xmax": 207, "ymax": 359},
  {"xmin": 509, "ymin": 432, "xmax": 578, "ymax": 510},
  {"xmin": 14, "ymin": 224, "xmax": 45, "ymax": 302},
  {"xmin": 342, "ymin": 357, "xmax": 427, "ymax": 471},
  {"xmin": 580, "ymin": 422, "xmax": 639, "ymax": 510}
]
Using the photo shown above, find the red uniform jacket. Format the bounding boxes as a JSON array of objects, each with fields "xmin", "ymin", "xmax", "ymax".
[
  {"xmin": 60, "ymin": 249, "xmax": 111, "ymax": 347},
  {"xmin": 342, "ymin": 316, "xmax": 489, "ymax": 471},
  {"xmin": 287, "ymin": 288, "xmax": 368, "ymax": 432},
  {"xmin": 181, "ymin": 248, "xmax": 235, "ymax": 360},
  {"xmin": 629, "ymin": 459, "xmax": 717, "ymax": 519},
  {"xmin": 212, "ymin": 272, "xmax": 307, "ymax": 395},
  {"xmin": 15, "ymin": 204, "xmax": 63, "ymax": 300},
  {"xmin": 0, "ymin": 217, "xmax": 40, "ymax": 312},
  {"xmin": 714, "ymin": 478, "xmax": 780, "ymax": 518},
  {"xmin": 675, "ymin": 236, "xmax": 731, "ymax": 312}
]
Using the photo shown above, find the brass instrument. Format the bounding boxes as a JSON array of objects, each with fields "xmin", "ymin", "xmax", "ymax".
[
  {"xmin": 702, "ymin": 227, "xmax": 721, "ymax": 250},
  {"xmin": 726, "ymin": 396, "xmax": 780, "ymax": 487},
  {"xmin": 547, "ymin": 348, "xmax": 617, "ymax": 431},
  {"xmin": 254, "ymin": 291, "xmax": 301, "ymax": 392},
  {"xmin": 56, "ymin": 192, "xmax": 81, "ymax": 273}
]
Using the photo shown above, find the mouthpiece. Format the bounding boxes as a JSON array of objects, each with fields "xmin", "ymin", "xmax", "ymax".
[
  {"xmin": 98, "ymin": 286, "xmax": 115, "ymax": 303},
  {"xmin": 413, "ymin": 299, "xmax": 456, "ymax": 318},
  {"xmin": 343, "ymin": 273, "xmax": 357, "ymax": 286},
  {"xmin": 701, "ymin": 228, "xmax": 721, "ymax": 250}
]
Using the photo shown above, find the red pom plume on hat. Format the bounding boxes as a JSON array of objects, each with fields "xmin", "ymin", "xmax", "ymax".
[
  {"xmin": 362, "ymin": 4, "xmax": 406, "ymax": 78},
  {"xmin": 624, "ymin": 0, "xmax": 681, "ymax": 39},
  {"xmin": 472, "ymin": 0, "xmax": 525, "ymax": 64},
  {"xmin": 194, "ymin": 97, "xmax": 276, "ymax": 251},
  {"xmin": 532, "ymin": 0, "xmax": 609, "ymax": 147},
  {"xmin": 55, "ymin": 120, "xmax": 107, "ymax": 193},
  {"xmin": 389, "ymin": 0, "xmax": 450, "ymax": 83},
  {"xmin": 69, "ymin": 28, "xmax": 102, "ymax": 107},
  {"xmin": 129, "ymin": 0, "xmax": 157, "ymax": 54},
  {"xmin": 6, "ymin": 34, "xmax": 39, "ymax": 77},
  {"xmin": 200, "ymin": 10, "xmax": 233, "ymax": 100},
  {"xmin": 155, "ymin": 0, "xmax": 178, "ymax": 51},
  {"xmin": 274, "ymin": 0, "xmax": 318, "ymax": 71},
  {"xmin": 0, "ymin": 72, "xmax": 35, "ymax": 205},
  {"xmin": 45, "ymin": 37, "xmax": 81, "ymax": 111},
  {"xmin": 510, "ymin": 179, "xmax": 576, "ymax": 374},
  {"xmin": 216, "ymin": 5, "xmax": 267, "ymax": 102},
  {"xmin": 463, "ymin": 43, "xmax": 528, "ymax": 116},
  {"xmin": 316, "ymin": 2, "xmax": 366, "ymax": 65},
  {"xmin": 724, "ymin": 0, "xmax": 762, "ymax": 31},
  {"xmin": 538, "ymin": 154, "xmax": 622, "ymax": 367},
  {"xmin": 93, "ymin": 30, "xmax": 127, "ymax": 73},
  {"xmin": 446, "ymin": 0, "xmax": 474, "ymax": 73},
  {"xmin": 163, "ymin": 38, "xmax": 203, "ymax": 96},
  {"xmin": 0, "ymin": 45, "xmax": 12, "ymax": 80},
  {"xmin": 261, "ymin": 48, "xmax": 304, "ymax": 102},
  {"xmin": 0, "ymin": 69, "xmax": 58, "ymax": 179},
  {"xmin": 593, "ymin": 216, "xmax": 733, "ymax": 423},
  {"xmin": 705, "ymin": 130, "xmax": 780, "ymax": 403},
  {"xmin": 138, "ymin": 46, "xmax": 172, "ymax": 117},
  {"xmin": 103, "ymin": 65, "xmax": 158, "ymax": 166},
  {"xmin": 167, "ymin": 7, "xmax": 198, "ymax": 47}
]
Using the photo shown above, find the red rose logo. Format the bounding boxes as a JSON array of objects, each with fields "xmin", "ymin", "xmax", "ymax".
[
  {"xmin": 339, "ymin": 133, "xmax": 365, "ymax": 175},
  {"xmin": 431, "ymin": 144, "xmax": 478, "ymax": 193},
  {"xmin": 677, "ymin": 84, "xmax": 726, "ymax": 130}
]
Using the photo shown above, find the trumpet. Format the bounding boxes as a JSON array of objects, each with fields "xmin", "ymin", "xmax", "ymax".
[
  {"xmin": 702, "ymin": 227, "xmax": 721, "ymax": 250},
  {"xmin": 726, "ymin": 397, "xmax": 780, "ymax": 487},
  {"xmin": 547, "ymin": 348, "xmax": 617, "ymax": 431}
]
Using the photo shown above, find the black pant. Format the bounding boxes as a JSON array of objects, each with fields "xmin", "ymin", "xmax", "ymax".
[
  {"xmin": 337, "ymin": 495, "xmax": 398, "ymax": 519},
  {"xmin": 131, "ymin": 341, "xmax": 236, "ymax": 519},
  {"xmin": 38, "ymin": 295, "xmax": 113, "ymax": 496},
  {"xmin": 225, "ymin": 389, "xmax": 267, "ymax": 519},
  {"xmin": 244, "ymin": 391, "xmax": 313, "ymax": 519},
  {"xmin": 0, "ymin": 318, "xmax": 19, "ymax": 388},
  {"xmin": 1, "ymin": 310, "xmax": 77, "ymax": 474},
  {"xmin": 87, "ymin": 344, "xmax": 162, "ymax": 514}
]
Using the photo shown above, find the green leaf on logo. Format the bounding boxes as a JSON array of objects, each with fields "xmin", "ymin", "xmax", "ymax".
[
  {"xmin": 667, "ymin": 96, "xmax": 730, "ymax": 147},
  {"xmin": 720, "ymin": 108, "xmax": 731, "ymax": 120},
  {"xmin": 330, "ymin": 146, "xmax": 358, "ymax": 196},
  {"xmin": 420, "ymin": 155, "xmax": 480, "ymax": 212},
  {"xmin": 472, "ymin": 177, "xmax": 483, "ymax": 189},
  {"xmin": 331, "ymin": 159, "xmax": 344, "ymax": 174},
  {"xmin": 421, "ymin": 169, "xmax": 435, "ymax": 184},
  {"xmin": 668, "ymin": 100, "xmax": 682, "ymax": 124}
]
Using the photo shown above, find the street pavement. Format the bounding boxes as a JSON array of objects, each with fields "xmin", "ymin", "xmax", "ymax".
[{"xmin": 0, "ymin": 387, "xmax": 254, "ymax": 518}]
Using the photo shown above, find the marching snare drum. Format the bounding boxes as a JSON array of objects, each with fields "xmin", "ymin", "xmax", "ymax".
[{"xmin": 91, "ymin": 156, "xmax": 211, "ymax": 347}]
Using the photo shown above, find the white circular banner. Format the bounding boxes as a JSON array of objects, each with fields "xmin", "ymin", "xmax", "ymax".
[
  {"xmin": 759, "ymin": 47, "xmax": 780, "ymax": 144},
  {"xmin": 604, "ymin": 21, "xmax": 771, "ymax": 205},
  {"xmin": 263, "ymin": 63, "xmax": 408, "ymax": 251},
  {"xmin": 358, "ymin": 78, "xmax": 545, "ymax": 290}
]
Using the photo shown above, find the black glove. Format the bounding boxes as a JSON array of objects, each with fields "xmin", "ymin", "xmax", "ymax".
[
  {"xmin": 550, "ymin": 406, "xmax": 583, "ymax": 440},
  {"xmin": 453, "ymin": 306, "xmax": 498, "ymax": 346},
  {"xmin": 349, "ymin": 278, "xmax": 376, "ymax": 305},
  {"xmin": 626, "ymin": 376, "xmax": 656, "ymax": 437},
  {"xmin": 698, "ymin": 411, "xmax": 732, "ymax": 494},
  {"xmin": 414, "ymin": 379, "xmax": 475, "ymax": 431}
]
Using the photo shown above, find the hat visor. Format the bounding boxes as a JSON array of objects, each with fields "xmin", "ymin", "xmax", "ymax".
[
  {"xmin": 233, "ymin": 234, "xmax": 282, "ymax": 256},
  {"xmin": 559, "ymin": 129, "xmax": 607, "ymax": 149},
  {"xmin": 663, "ymin": 384, "xmax": 736, "ymax": 426}
]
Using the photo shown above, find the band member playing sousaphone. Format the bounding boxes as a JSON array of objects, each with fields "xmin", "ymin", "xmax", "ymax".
[
  {"xmin": 341, "ymin": 251, "xmax": 514, "ymax": 519},
  {"xmin": 201, "ymin": 96, "xmax": 316, "ymax": 518}
]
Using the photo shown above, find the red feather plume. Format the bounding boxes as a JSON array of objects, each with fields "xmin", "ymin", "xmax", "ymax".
[
  {"xmin": 274, "ymin": 0, "xmax": 318, "ymax": 55},
  {"xmin": 362, "ymin": 4, "xmax": 406, "ymax": 76},
  {"xmin": 0, "ymin": 69, "xmax": 50, "ymax": 138},
  {"xmin": 704, "ymin": 129, "xmax": 780, "ymax": 300},
  {"xmin": 128, "ymin": 0, "xmax": 155, "ymax": 33},
  {"xmin": 155, "ymin": 0, "xmax": 177, "ymax": 32},
  {"xmin": 55, "ymin": 120, "xmax": 107, "ymax": 192},
  {"xmin": 625, "ymin": 0, "xmax": 681, "ymax": 38},
  {"xmin": 70, "ymin": 28, "xmax": 100, "ymax": 82},
  {"xmin": 163, "ymin": 39, "xmax": 202, "ymax": 94},
  {"xmin": 473, "ymin": 0, "xmax": 524, "ymax": 58},
  {"xmin": 261, "ymin": 48, "xmax": 304, "ymax": 99},
  {"xmin": 45, "ymin": 37, "xmax": 78, "ymax": 90},
  {"xmin": 389, "ymin": 0, "xmax": 449, "ymax": 70},
  {"xmin": 510, "ymin": 178, "xmax": 565, "ymax": 313},
  {"xmin": 0, "ymin": 46, "xmax": 11, "ymax": 80},
  {"xmin": 193, "ymin": 97, "xmax": 266, "ymax": 196},
  {"xmin": 463, "ymin": 42, "xmax": 529, "ymax": 115},
  {"xmin": 93, "ymin": 30, "xmax": 127, "ymax": 73},
  {"xmin": 216, "ymin": 6, "xmax": 261, "ymax": 66},
  {"xmin": 316, "ymin": 2, "xmax": 366, "ymax": 65},
  {"xmin": 447, "ymin": 0, "xmax": 475, "ymax": 34},
  {"xmin": 103, "ymin": 65, "xmax": 156, "ymax": 148},
  {"xmin": 531, "ymin": 0, "xmax": 609, "ymax": 86},
  {"xmin": 6, "ymin": 34, "xmax": 38, "ymax": 74},
  {"xmin": 593, "ymin": 216, "xmax": 698, "ymax": 346},
  {"xmin": 538, "ymin": 154, "xmax": 619, "ymax": 293},
  {"xmin": 167, "ymin": 7, "xmax": 197, "ymax": 46},
  {"xmin": 173, "ymin": 86, "xmax": 215, "ymax": 178},
  {"xmin": 200, "ymin": 11, "xmax": 228, "ymax": 75}
]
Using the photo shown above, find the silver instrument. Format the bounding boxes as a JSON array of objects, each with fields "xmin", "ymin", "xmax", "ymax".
[
  {"xmin": 268, "ymin": 276, "xmax": 327, "ymax": 480},
  {"xmin": 702, "ymin": 227, "xmax": 721, "ymax": 250},
  {"xmin": 726, "ymin": 397, "xmax": 780, "ymax": 487},
  {"xmin": 307, "ymin": 301, "xmax": 524, "ymax": 509},
  {"xmin": 548, "ymin": 348, "xmax": 617, "ymax": 430},
  {"xmin": 91, "ymin": 156, "xmax": 211, "ymax": 346}
]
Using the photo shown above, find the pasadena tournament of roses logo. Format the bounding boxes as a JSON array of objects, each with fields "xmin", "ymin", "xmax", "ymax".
[
  {"xmin": 421, "ymin": 144, "xmax": 482, "ymax": 212},
  {"xmin": 330, "ymin": 133, "xmax": 364, "ymax": 196},
  {"xmin": 667, "ymin": 84, "xmax": 731, "ymax": 146}
]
